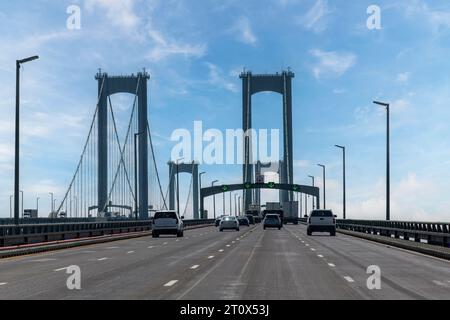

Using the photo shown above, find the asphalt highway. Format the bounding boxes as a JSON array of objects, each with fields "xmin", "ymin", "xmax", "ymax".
[{"xmin": 0, "ymin": 224, "xmax": 448, "ymax": 300}]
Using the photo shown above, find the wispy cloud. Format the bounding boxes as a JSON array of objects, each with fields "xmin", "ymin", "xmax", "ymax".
[
  {"xmin": 309, "ymin": 49, "xmax": 356, "ymax": 79},
  {"xmin": 297, "ymin": 0, "xmax": 333, "ymax": 33},
  {"xmin": 85, "ymin": 0, "xmax": 140, "ymax": 30},
  {"xmin": 229, "ymin": 16, "xmax": 257, "ymax": 45},
  {"xmin": 206, "ymin": 63, "xmax": 238, "ymax": 93},
  {"xmin": 396, "ymin": 72, "xmax": 410, "ymax": 84},
  {"xmin": 147, "ymin": 28, "xmax": 207, "ymax": 62}
]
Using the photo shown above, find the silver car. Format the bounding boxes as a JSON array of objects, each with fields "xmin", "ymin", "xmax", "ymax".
[{"xmin": 219, "ymin": 216, "xmax": 240, "ymax": 232}]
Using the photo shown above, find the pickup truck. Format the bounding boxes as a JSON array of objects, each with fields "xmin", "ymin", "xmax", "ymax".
[{"xmin": 307, "ymin": 210, "xmax": 336, "ymax": 236}]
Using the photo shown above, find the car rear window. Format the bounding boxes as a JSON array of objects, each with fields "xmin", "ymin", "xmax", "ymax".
[
  {"xmin": 223, "ymin": 217, "xmax": 235, "ymax": 221},
  {"xmin": 310, "ymin": 210, "xmax": 333, "ymax": 217},
  {"xmin": 266, "ymin": 214, "xmax": 279, "ymax": 219},
  {"xmin": 154, "ymin": 212, "xmax": 177, "ymax": 219}
]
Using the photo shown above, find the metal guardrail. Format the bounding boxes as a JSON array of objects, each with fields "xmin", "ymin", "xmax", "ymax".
[
  {"xmin": 336, "ymin": 219, "xmax": 450, "ymax": 247},
  {"xmin": 0, "ymin": 219, "xmax": 215, "ymax": 247}
]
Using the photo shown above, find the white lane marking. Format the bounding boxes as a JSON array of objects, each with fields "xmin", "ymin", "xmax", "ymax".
[
  {"xmin": 176, "ymin": 239, "xmax": 180, "ymax": 242},
  {"xmin": 97, "ymin": 257, "xmax": 110, "ymax": 261},
  {"xmin": 30, "ymin": 258, "xmax": 57, "ymax": 262},
  {"xmin": 127, "ymin": 251, "xmax": 135, "ymax": 254},
  {"xmin": 219, "ymin": 249, "xmax": 224, "ymax": 252},
  {"xmin": 164, "ymin": 280, "xmax": 178, "ymax": 287},
  {"xmin": 54, "ymin": 267, "xmax": 69, "ymax": 272},
  {"xmin": 0, "ymin": 283, "xmax": 7, "ymax": 286},
  {"xmin": 310, "ymin": 248, "xmax": 316, "ymax": 251},
  {"xmin": 318, "ymin": 254, "xmax": 324, "ymax": 258},
  {"xmin": 305, "ymin": 244, "xmax": 310, "ymax": 247},
  {"xmin": 301, "ymin": 241, "xmax": 305, "ymax": 243},
  {"xmin": 190, "ymin": 265, "xmax": 200, "ymax": 270},
  {"xmin": 328, "ymin": 263, "xmax": 336, "ymax": 267},
  {"xmin": 106, "ymin": 247, "xmax": 119, "ymax": 249},
  {"xmin": 433, "ymin": 280, "xmax": 446, "ymax": 286},
  {"xmin": 163, "ymin": 242, "xmax": 168, "ymax": 245},
  {"xmin": 148, "ymin": 246, "xmax": 155, "ymax": 249},
  {"xmin": 208, "ymin": 256, "xmax": 215, "ymax": 259},
  {"xmin": 226, "ymin": 245, "xmax": 231, "ymax": 247},
  {"xmin": 344, "ymin": 276, "xmax": 355, "ymax": 283},
  {"xmin": 185, "ymin": 237, "xmax": 189, "ymax": 239},
  {"xmin": 232, "ymin": 241, "xmax": 235, "ymax": 244}
]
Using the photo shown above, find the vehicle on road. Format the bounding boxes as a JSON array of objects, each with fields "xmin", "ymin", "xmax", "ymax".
[
  {"xmin": 219, "ymin": 216, "xmax": 240, "ymax": 232},
  {"xmin": 152, "ymin": 210, "xmax": 184, "ymax": 238},
  {"xmin": 237, "ymin": 216, "xmax": 250, "ymax": 227},
  {"xmin": 245, "ymin": 214, "xmax": 255, "ymax": 225},
  {"xmin": 263, "ymin": 214, "xmax": 282, "ymax": 230},
  {"xmin": 263, "ymin": 209, "xmax": 284, "ymax": 228},
  {"xmin": 307, "ymin": 210, "xmax": 336, "ymax": 236},
  {"xmin": 215, "ymin": 215, "xmax": 225, "ymax": 227}
]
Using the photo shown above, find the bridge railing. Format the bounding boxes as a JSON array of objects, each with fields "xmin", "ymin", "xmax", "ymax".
[
  {"xmin": 336, "ymin": 219, "xmax": 450, "ymax": 247},
  {"xmin": 0, "ymin": 219, "xmax": 215, "ymax": 247}
]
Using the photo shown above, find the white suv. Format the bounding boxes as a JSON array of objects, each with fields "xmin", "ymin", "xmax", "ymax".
[
  {"xmin": 307, "ymin": 210, "xmax": 336, "ymax": 236},
  {"xmin": 152, "ymin": 211, "xmax": 184, "ymax": 238}
]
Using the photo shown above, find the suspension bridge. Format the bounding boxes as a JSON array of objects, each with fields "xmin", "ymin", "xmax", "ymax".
[{"xmin": 0, "ymin": 69, "xmax": 449, "ymax": 301}]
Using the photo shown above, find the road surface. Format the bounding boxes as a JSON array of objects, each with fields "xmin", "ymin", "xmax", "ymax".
[{"xmin": 0, "ymin": 224, "xmax": 448, "ymax": 300}]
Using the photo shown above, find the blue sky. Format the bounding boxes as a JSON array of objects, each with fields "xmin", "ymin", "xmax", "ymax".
[{"xmin": 1, "ymin": 0, "xmax": 450, "ymax": 220}]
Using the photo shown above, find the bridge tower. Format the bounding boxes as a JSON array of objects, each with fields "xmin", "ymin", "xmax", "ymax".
[
  {"xmin": 96, "ymin": 71, "xmax": 150, "ymax": 219},
  {"xmin": 168, "ymin": 161, "xmax": 200, "ymax": 219},
  {"xmin": 241, "ymin": 71, "xmax": 295, "ymax": 211}
]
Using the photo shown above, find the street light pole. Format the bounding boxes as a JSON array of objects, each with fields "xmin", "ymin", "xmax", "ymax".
[
  {"xmin": 234, "ymin": 193, "xmax": 238, "ymax": 216},
  {"xmin": 14, "ymin": 55, "xmax": 39, "ymax": 226},
  {"xmin": 238, "ymin": 196, "xmax": 241, "ymax": 216},
  {"xmin": 20, "ymin": 190, "xmax": 24, "ymax": 218},
  {"xmin": 229, "ymin": 192, "xmax": 232, "ymax": 216},
  {"xmin": 36, "ymin": 197, "xmax": 40, "ymax": 216},
  {"xmin": 176, "ymin": 158, "xmax": 184, "ymax": 217},
  {"xmin": 335, "ymin": 145, "xmax": 346, "ymax": 219},
  {"xmin": 317, "ymin": 164, "xmax": 326, "ymax": 209},
  {"xmin": 10, "ymin": 195, "xmax": 13, "ymax": 219},
  {"xmin": 49, "ymin": 192, "xmax": 54, "ymax": 214},
  {"xmin": 374, "ymin": 101, "xmax": 390, "ymax": 221},
  {"xmin": 134, "ymin": 132, "xmax": 144, "ymax": 220},
  {"xmin": 308, "ymin": 175, "xmax": 315, "ymax": 210},
  {"xmin": 199, "ymin": 172, "xmax": 206, "ymax": 218},
  {"xmin": 212, "ymin": 180, "xmax": 218, "ymax": 219}
]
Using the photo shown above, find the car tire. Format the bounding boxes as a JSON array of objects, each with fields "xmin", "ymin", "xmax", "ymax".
[
  {"xmin": 307, "ymin": 229, "xmax": 312, "ymax": 236},
  {"xmin": 330, "ymin": 230, "xmax": 336, "ymax": 236},
  {"xmin": 219, "ymin": 228, "xmax": 223, "ymax": 232},
  {"xmin": 236, "ymin": 228, "xmax": 240, "ymax": 231},
  {"xmin": 152, "ymin": 232, "xmax": 159, "ymax": 238},
  {"xmin": 263, "ymin": 226, "xmax": 266, "ymax": 230},
  {"xmin": 278, "ymin": 227, "xmax": 281, "ymax": 230}
]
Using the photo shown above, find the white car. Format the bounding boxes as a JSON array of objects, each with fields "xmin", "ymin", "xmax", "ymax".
[
  {"xmin": 152, "ymin": 210, "xmax": 184, "ymax": 238},
  {"xmin": 307, "ymin": 210, "xmax": 336, "ymax": 236},
  {"xmin": 219, "ymin": 216, "xmax": 240, "ymax": 232}
]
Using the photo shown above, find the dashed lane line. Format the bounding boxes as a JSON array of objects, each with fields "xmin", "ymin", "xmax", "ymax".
[
  {"xmin": 344, "ymin": 276, "xmax": 355, "ymax": 283},
  {"xmin": 328, "ymin": 263, "xmax": 336, "ymax": 267},
  {"xmin": 164, "ymin": 280, "xmax": 178, "ymax": 287},
  {"xmin": 190, "ymin": 265, "xmax": 200, "ymax": 270}
]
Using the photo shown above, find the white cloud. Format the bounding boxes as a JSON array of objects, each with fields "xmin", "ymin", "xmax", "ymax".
[
  {"xmin": 396, "ymin": 72, "xmax": 410, "ymax": 84},
  {"xmin": 85, "ymin": 0, "xmax": 140, "ymax": 30},
  {"xmin": 310, "ymin": 49, "xmax": 356, "ymax": 79},
  {"xmin": 297, "ymin": 0, "xmax": 332, "ymax": 33},
  {"xmin": 403, "ymin": 1, "xmax": 450, "ymax": 33},
  {"xmin": 205, "ymin": 63, "xmax": 238, "ymax": 93},
  {"xmin": 293, "ymin": 159, "xmax": 310, "ymax": 168},
  {"xmin": 146, "ymin": 26, "xmax": 206, "ymax": 62},
  {"xmin": 229, "ymin": 16, "xmax": 257, "ymax": 45}
]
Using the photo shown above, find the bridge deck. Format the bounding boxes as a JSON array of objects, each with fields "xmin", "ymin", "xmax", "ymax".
[{"xmin": 0, "ymin": 225, "xmax": 448, "ymax": 300}]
